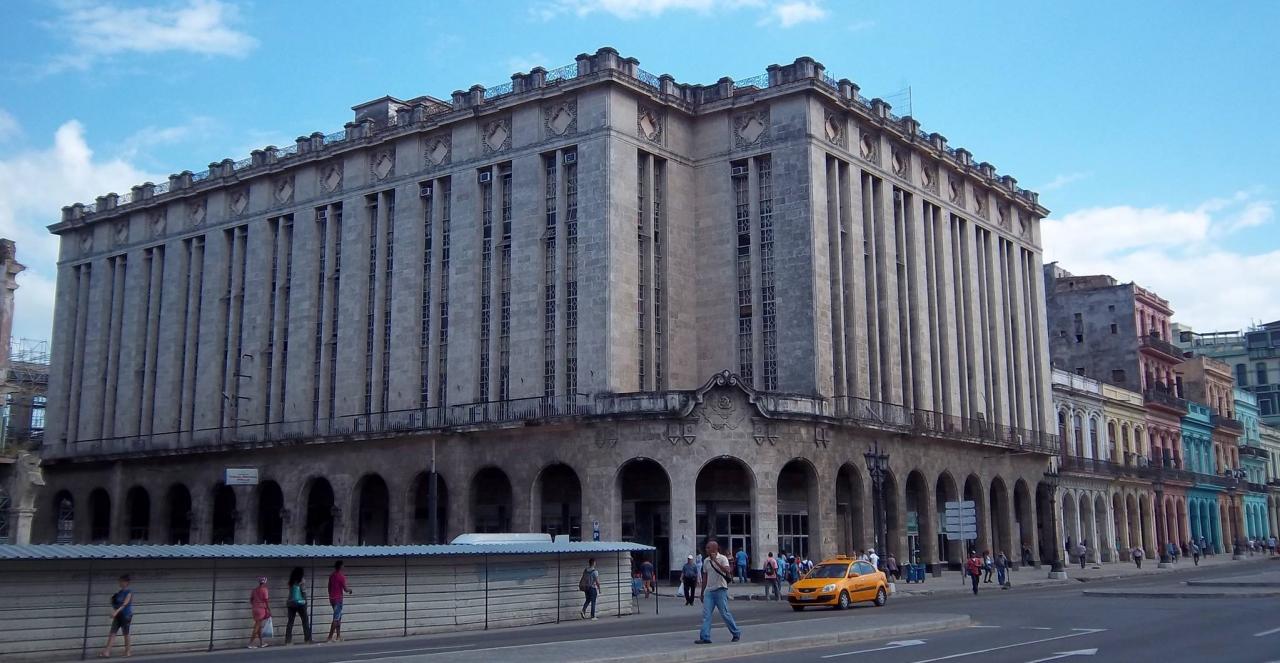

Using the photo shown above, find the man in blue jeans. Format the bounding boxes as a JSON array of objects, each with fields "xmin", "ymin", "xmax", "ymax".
[
  {"xmin": 735, "ymin": 548, "xmax": 749, "ymax": 583},
  {"xmin": 696, "ymin": 540, "xmax": 742, "ymax": 645}
]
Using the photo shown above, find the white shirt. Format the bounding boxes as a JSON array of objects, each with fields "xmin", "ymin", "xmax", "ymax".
[
  {"xmin": 868, "ymin": 553, "xmax": 880, "ymax": 568},
  {"xmin": 703, "ymin": 553, "xmax": 731, "ymax": 591}
]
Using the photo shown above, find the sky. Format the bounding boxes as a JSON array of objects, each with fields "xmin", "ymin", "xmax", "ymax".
[{"xmin": 1, "ymin": 0, "xmax": 1278, "ymax": 344}]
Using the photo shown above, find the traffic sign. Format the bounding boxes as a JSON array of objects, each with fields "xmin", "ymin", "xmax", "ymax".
[{"xmin": 943, "ymin": 500, "xmax": 977, "ymax": 541}]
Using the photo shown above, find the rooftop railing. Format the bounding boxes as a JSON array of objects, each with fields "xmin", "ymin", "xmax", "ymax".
[
  {"xmin": 1144, "ymin": 387, "xmax": 1189, "ymax": 413},
  {"xmin": 1139, "ymin": 334, "xmax": 1187, "ymax": 360},
  {"xmin": 59, "ymin": 388, "xmax": 1057, "ymax": 459}
]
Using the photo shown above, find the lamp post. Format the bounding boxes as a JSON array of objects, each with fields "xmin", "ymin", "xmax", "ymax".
[
  {"xmin": 1153, "ymin": 474, "xmax": 1171, "ymax": 568},
  {"xmin": 1226, "ymin": 468, "xmax": 1247, "ymax": 559},
  {"xmin": 1044, "ymin": 470, "xmax": 1067, "ymax": 578},
  {"xmin": 865, "ymin": 441, "xmax": 889, "ymax": 568}
]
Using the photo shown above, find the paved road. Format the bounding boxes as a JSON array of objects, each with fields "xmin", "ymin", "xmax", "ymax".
[
  {"xmin": 135, "ymin": 560, "xmax": 1280, "ymax": 663},
  {"xmin": 727, "ymin": 561, "xmax": 1280, "ymax": 662}
]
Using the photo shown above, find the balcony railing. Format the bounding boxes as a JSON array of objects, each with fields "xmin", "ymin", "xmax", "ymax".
[
  {"xmin": 1240, "ymin": 445, "xmax": 1270, "ymax": 460},
  {"xmin": 1211, "ymin": 414, "xmax": 1244, "ymax": 432},
  {"xmin": 61, "ymin": 387, "xmax": 1058, "ymax": 459},
  {"xmin": 1248, "ymin": 482, "xmax": 1269, "ymax": 494},
  {"xmin": 1139, "ymin": 334, "xmax": 1187, "ymax": 361},
  {"xmin": 1143, "ymin": 388, "xmax": 1189, "ymax": 413},
  {"xmin": 1059, "ymin": 456, "xmax": 1195, "ymax": 483}
]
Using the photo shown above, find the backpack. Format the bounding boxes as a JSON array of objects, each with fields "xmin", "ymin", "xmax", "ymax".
[
  {"xmin": 764, "ymin": 558, "xmax": 777, "ymax": 576},
  {"xmin": 578, "ymin": 568, "xmax": 594, "ymax": 592}
]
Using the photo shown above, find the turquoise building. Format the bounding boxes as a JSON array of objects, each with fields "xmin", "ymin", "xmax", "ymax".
[
  {"xmin": 1236, "ymin": 389, "xmax": 1271, "ymax": 539},
  {"xmin": 1183, "ymin": 400, "xmax": 1223, "ymax": 552}
]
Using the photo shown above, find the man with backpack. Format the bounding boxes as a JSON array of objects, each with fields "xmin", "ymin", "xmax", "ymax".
[
  {"xmin": 762, "ymin": 552, "xmax": 780, "ymax": 601},
  {"xmin": 681, "ymin": 555, "xmax": 699, "ymax": 606},
  {"xmin": 579, "ymin": 558, "xmax": 600, "ymax": 620},
  {"xmin": 966, "ymin": 551, "xmax": 983, "ymax": 595}
]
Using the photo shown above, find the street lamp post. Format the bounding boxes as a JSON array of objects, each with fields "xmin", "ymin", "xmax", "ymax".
[
  {"xmin": 1153, "ymin": 474, "xmax": 1171, "ymax": 568},
  {"xmin": 1044, "ymin": 471, "xmax": 1067, "ymax": 579},
  {"xmin": 1226, "ymin": 468, "xmax": 1247, "ymax": 559},
  {"xmin": 865, "ymin": 441, "xmax": 890, "ymax": 569}
]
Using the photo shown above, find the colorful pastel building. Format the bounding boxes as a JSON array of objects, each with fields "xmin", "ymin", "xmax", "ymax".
[
  {"xmin": 1236, "ymin": 389, "xmax": 1270, "ymax": 541},
  {"xmin": 1182, "ymin": 400, "xmax": 1224, "ymax": 552}
]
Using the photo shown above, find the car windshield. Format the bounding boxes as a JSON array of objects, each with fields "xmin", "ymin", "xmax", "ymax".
[{"xmin": 807, "ymin": 564, "xmax": 850, "ymax": 579}]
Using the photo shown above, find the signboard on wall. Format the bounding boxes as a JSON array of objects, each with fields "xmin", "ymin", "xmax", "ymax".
[{"xmin": 225, "ymin": 468, "xmax": 259, "ymax": 486}]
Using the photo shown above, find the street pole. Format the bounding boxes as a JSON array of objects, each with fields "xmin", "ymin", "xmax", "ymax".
[
  {"xmin": 1045, "ymin": 472, "xmax": 1067, "ymax": 579},
  {"xmin": 1154, "ymin": 473, "xmax": 1171, "ymax": 568},
  {"xmin": 428, "ymin": 439, "xmax": 439, "ymax": 544},
  {"xmin": 865, "ymin": 441, "xmax": 889, "ymax": 569}
]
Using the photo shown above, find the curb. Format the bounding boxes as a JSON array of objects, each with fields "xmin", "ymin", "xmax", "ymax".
[
  {"xmin": 1185, "ymin": 580, "xmax": 1280, "ymax": 588},
  {"xmin": 591, "ymin": 614, "xmax": 972, "ymax": 663}
]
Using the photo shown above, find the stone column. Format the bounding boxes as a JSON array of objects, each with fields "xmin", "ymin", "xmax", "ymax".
[
  {"xmin": 237, "ymin": 485, "xmax": 259, "ymax": 545},
  {"xmin": 669, "ymin": 462, "xmax": 697, "ymax": 576},
  {"xmin": 752, "ymin": 468, "xmax": 778, "ymax": 574}
]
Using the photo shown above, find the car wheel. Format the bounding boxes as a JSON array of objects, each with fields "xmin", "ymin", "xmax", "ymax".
[
  {"xmin": 791, "ymin": 605, "xmax": 804, "ymax": 612},
  {"xmin": 874, "ymin": 586, "xmax": 887, "ymax": 607},
  {"xmin": 837, "ymin": 591, "xmax": 850, "ymax": 610}
]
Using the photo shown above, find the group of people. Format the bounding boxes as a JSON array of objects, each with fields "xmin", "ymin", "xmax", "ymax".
[
  {"xmin": 963, "ymin": 550, "xmax": 1011, "ymax": 594},
  {"xmin": 95, "ymin": 560, "xmax": 357, "ymax": 657},
  {"xmin": 248, "ymin": 560, "xmax": 354, "ymax": 648}
]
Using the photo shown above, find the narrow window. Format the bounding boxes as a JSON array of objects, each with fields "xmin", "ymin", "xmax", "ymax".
[
  {"xmin": 732, "ymin": 159, "xmax": 753, "ymax": 384},
  {"xmin": 758, "ymin": 154, "xmax": 777, "ymax": 391},
  {"xmin": 479, "ymin": 168, "xmax": 494, "ymax": 401}
]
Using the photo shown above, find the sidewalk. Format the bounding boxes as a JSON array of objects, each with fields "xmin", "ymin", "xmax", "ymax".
[{"xmin": 369, "ymin": 611, "xmax": 970, "ymax": 663}]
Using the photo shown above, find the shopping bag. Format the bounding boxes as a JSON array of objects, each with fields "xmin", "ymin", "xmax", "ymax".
[{"xmin": 261, "ymin": 616, "xmax": 274, "ymax": 639}]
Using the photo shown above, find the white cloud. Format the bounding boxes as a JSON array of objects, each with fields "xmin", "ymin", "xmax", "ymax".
[
  {"xmin": 1043, "ymin": 192, "xmax": 1280, "ymax": 332},
  {"xmin": 761, "ymin": 1, "xmax": 827, "ymax": 27},
  {"xmin": 532, "ymin": 0, "xmax": 827, "ymax": 25},
  {"xmin": 0, "ymin": 120, "xmax": 160, "ymax": 341},
  {"xmin": 50, "ymin": 0, "xmax": 257, "ymax": 70},
  {"xmin": 1038, "ymin": 171, "xmax": 1091, "ymax": 192},
  {"xmin": 0, "ymin": 110, "xmax": 19, "ymax": 142},
  {"xmin": 506, "ymin": 52, "xmax": 549, "ymax": 75}
]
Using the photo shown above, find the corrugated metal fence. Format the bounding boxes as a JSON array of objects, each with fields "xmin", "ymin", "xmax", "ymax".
[{"xmin": 0, "ymin": 549, "xmax": 637, "ymax": 660}]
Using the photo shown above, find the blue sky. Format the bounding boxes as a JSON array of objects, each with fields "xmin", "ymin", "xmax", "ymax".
[{"xmin": 1, "ymin": 0, "xmax": 1278, "ymax": 343}]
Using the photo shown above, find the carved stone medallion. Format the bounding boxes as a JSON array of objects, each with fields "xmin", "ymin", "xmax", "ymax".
[
  {"xmin": 891, "ymin": 148, "xmax": 909, "ymax": 179},
  {"xmin": 320, "ymin": 162, "xmax": 343, "ymax": 192},
  {"xmin": 948, "ymin": 179, "xmax": 963, "ymax": 205},
  {"xmin": 699, "ymin": 392, "xmax": 743, "ymax": 431},
  {"xmin": 371, "ymin": 149, "xmax": 395, "ymax": 180},
  {"xmin": 823, "ymin": 112, "xmax": 844, "ymax": 146},
  {"xmin": 229, "ymin": 189, "xmax": 249, "ymax": 217},
  {"xmin": 79, "ymin": 233, "xmax": 93, "ymax": 254},
  {"xmin": 637, "ymin": 107, "xmax": 662, "ymax": 143},
  {"xmin": 111, "ymin": 219, "xmax": 128, "ymax": 246},
  {"xmin": 733, "ymin": 111, "xmax": 769, "ymax": 148},
  {"xmin": 189, "ymin": 198, "xmax": 207, "ymax": 226},
  {"xmin": 545, "ymin": 100, "xmax": 577, "ymax": 137},
  {"xmin": 482, "ymin": 118, "xmax": 511, "ymax": 153},
  {"xmin": 273, "ymin": 175, "xmax": 294, "ymax": 204},
  {"xmin": 921, "ymin": 163, "xmax": 938, "ymax": 193},
  {"xmin": 148, "ymin": 210, "xmax": 166, "ymax": 238},
  {"xmin": 423, "ymin": 135, "xmax": 451, "ymax": 168},
  {"xmin": 859, "ymin": 131, "xmax": 878, "ymax": 162}
]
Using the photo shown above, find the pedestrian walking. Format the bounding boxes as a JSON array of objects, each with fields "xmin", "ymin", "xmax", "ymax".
[
  {"xmin": 1167, "ymin": 541, "xmax": 1179, "ymax": 564},
  {"xmin": 640, "ymin": 557, "xmax": 655, "ymax": 598},
  {"xmin": 1191, "ymin": 542, "xmax": 1200, "ymax": 566},
  {"xmin": 579, "ymin": 557, "xmax": 601, "ymax": 620},
  {"xmin": 695, "ymin": 540, "xmax": 742, "ymax": 645},
  {"xmin": 248, "ymin": 576, "xmax": 272, "ymax": 649},
  {"xmin": 681, "ymin": 555, "xmax": 699, "ymax": 606},
  {"xmin": 995, "ymin": 551, "xmax": 1009, "ymax": 587},
  {"xmin": 762, "ymin": 552, "xmax": 780, "ymax": 601},
  {"xmin": 285, "ymin": 567, "xmax": 313, "ymax": 645},
  {"xmin": 326, "ymin": 560, "xmax": 353, "ymax": 643},
  {"xmin": 99, "ymin": 574, "xmax": 134, "ymax": 658},
  {"xmin": 1077, "ymin": 542, "xmax": 1087, "ymax": 569},
  {"xmin": 965, "ymin": 551, "xmax": 982, "ymax": 595},
  {"xmin": 1021, "ymin": 545, "xmax": 1032, "ymax": 568},
  {"xmin": 735, "ymin": 548, "xmax": 749, "ymax": 584},
  {"xmin": 982, "ymin": 551, "xmax": 994, "ymax": 583},
  {"xmin": 867, "ymin": 548, "xmax": 880, "ymax": 571},
  {"xmin": 1131, "ymin": 545, "xmax": 1144, "ymax": 569},
  {"xmin": 884, "ymin": 552, "xmax": 899, "ymax": 581}
]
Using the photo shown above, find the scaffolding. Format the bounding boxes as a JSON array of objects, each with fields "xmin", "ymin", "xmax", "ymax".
[{"xmin": 3, "ymin": 338, "xmax": 48, "ymax": 452}]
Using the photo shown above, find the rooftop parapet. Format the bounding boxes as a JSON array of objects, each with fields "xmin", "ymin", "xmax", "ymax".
[{"xmin": 57, "ymin": 46, "xmax": 1046, "ymax": 227}]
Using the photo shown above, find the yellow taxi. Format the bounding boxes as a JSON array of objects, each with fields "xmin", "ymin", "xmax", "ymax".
[{"xmin": 787, "ymin": 557, "xmax": 889, "ymax": 610}]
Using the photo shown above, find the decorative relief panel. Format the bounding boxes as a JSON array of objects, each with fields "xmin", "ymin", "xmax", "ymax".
[
  {"xmin": 1017, "ymin": 216, "xmax": 1030, "ymax": 238},
  {"xmin": 996, "ymin": 202, "xmax": 1011, "ymax": 230},
  {"xmin": 890, "ymin": 147, "xmax": 910, "ymax": 180},
  {"xmin": 272, "ymin": 174, "xmax": 295, "ymax": 205},
  {"xmin": 189, "ymin": 198, "xmax": 207, "ymax": 227},
  {"xmin": 228, "ymin": 188, "xmax": 249, "ymax": 217},
  {"xmin": 948, "ymin": 178, "xmax": 964, "ymax": 206},
  {"xmin": 823, "ymin": 112, "xmax": 845, "ymax": 147},
  {"xmin": 973, "ymin": 187, "xmax": 988, "ymax": 219},
  {"xmin": 111, "ymin": 220, "xmax": 128, "ymax": 247},
  {"xmin": 370, "ymin": 148, "xmax": 395, "ymax": 181},
  {"xmin": 545, "ymin": 99, "xmax": 577, "ymax": 137},
  {"xmin": 858, "ymin": 131, "xmax": 879, "ymax": 164},
  {"xmin": 423, "ymin": 134, "xmax": 451, "ymax": 169},
  {"xmin": 148, "ymin": 210, "xmax": 166, "ymax": 239},
  {"xmin": 732, "ymin": 109, "xmax": 769, "ymax": 149},
  {"xmin": 920, "ymin": 161, "xmax": 939, "ymax": 194},
  {"xmin": 79, "ymin": 233, "xmax": 93, "ymax": 255},
  {"xmin": 319, "ymin": 161, "xmax": 343, "ymax": 193},
  {"xmin": 637, "ymin": 107, "xmax": 663, "ymax": 144},
  {"xmin": 482, "ymin": 118, "xmax": 511, "ymax": 154}
]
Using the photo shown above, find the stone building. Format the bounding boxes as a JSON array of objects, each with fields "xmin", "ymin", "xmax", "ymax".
[
  {"xmin": 1176, "ymin": 321, "xmax": 1280, "ymax": 425},
  {"xmin": 37, "ymin": 49, "xmax": 1059, "ymax": 575},
  {"xmin": 0, "ymin": 239, "xmax": 46, "ymax": 545}
]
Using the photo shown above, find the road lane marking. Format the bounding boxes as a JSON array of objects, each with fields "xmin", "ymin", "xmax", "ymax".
[
  {"xmin": 821, "ymin": 639, "xmax": 926, "ymax": 658},
  {"xmin": 1021, "ymin": 627, "xmax": 1053, "ymax": 630},
  {"xmin": 1024, "ymin": 648, "xmax": 1098, "ymax": 663},
  {"xmin": 909, "ymin": 629, "xmax": 1106, "ymax": 663},
  {"xmin": 1255, "ymin": 626, "xmax": 1280, "ymax": 637},
  {"xmin": 334, "ymin": 644, "xmax": 477, "ymax": 661},
  {"xmin": 968, "ymin": 625, "xmax": 1001, "ymax": 628}
]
